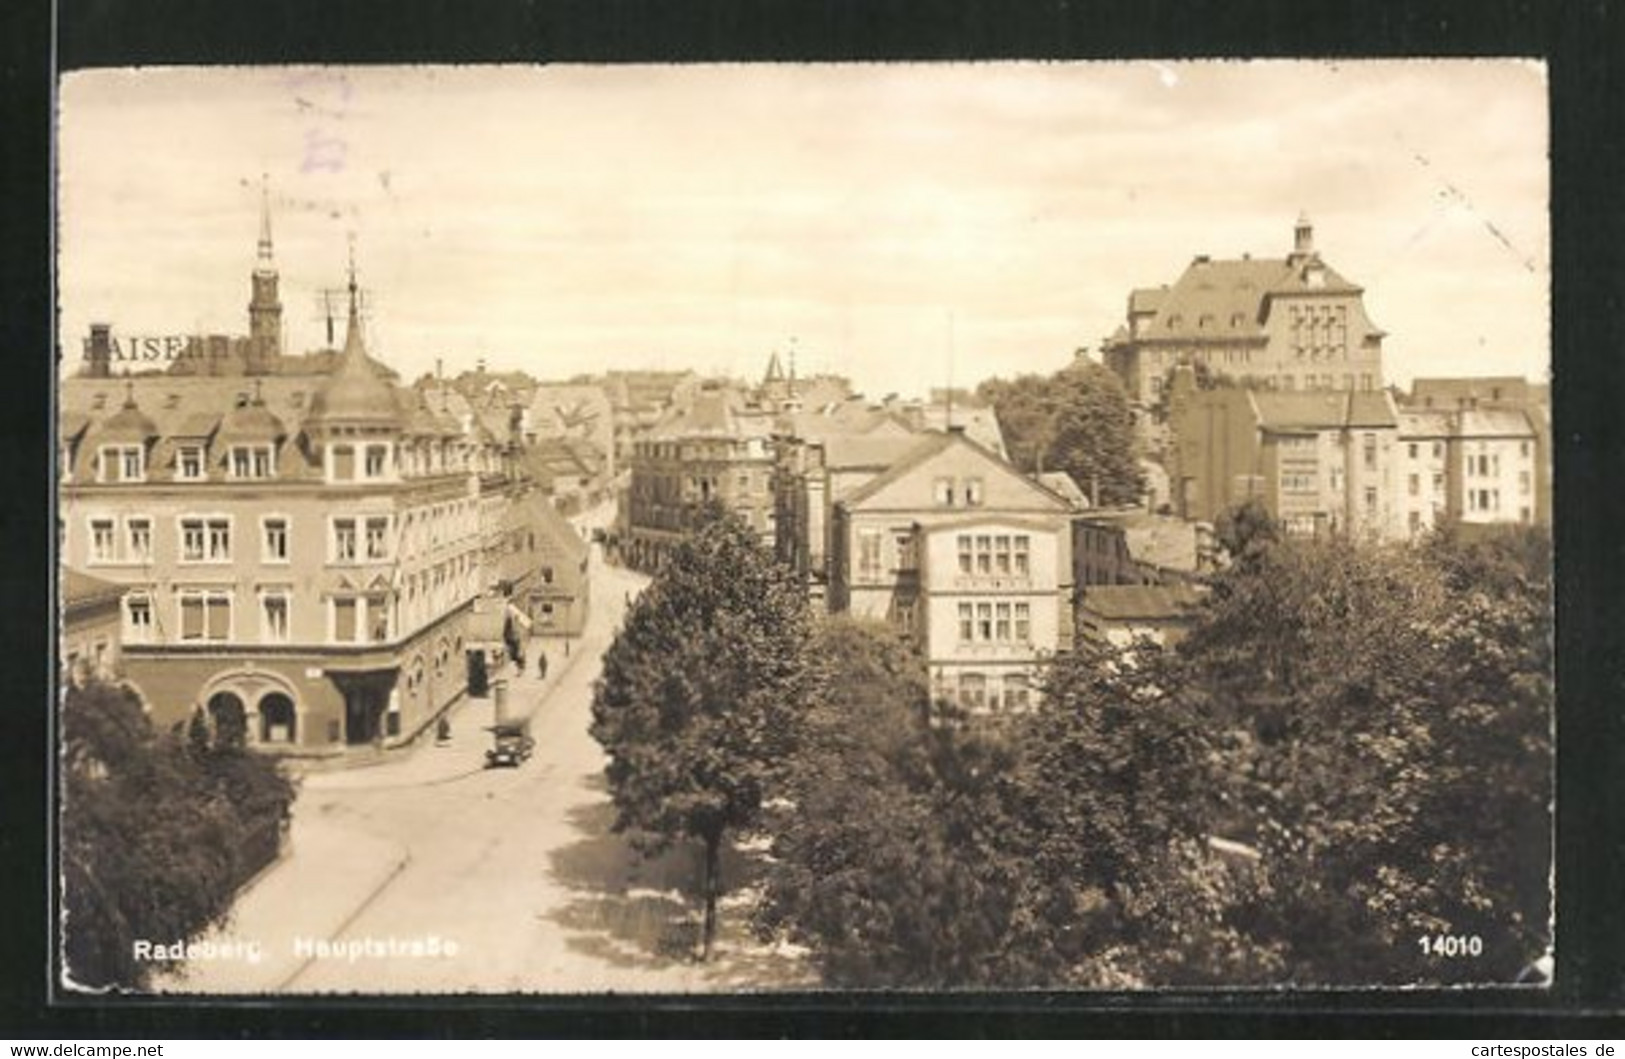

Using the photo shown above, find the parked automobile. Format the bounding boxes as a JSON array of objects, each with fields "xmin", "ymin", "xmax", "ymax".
[{"xmin": 484, "ymin": 720, "xmax": 535, "ymax": 768}]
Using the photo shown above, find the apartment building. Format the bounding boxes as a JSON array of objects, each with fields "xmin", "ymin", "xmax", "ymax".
[
  {"xmin": 58, "ymin": 280, "xmax": 525, "ymax": 758},
  {"xmin": 828, "ymin": 429, "xmax": 1073, "ymax": 713}
]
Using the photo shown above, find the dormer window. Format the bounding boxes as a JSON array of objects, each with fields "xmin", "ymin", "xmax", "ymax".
[
  {"xmin": 964, "ymin": 477, "xmax": 985, "ymax": 507},
  {"xmin": 933, "ymin": 477, "xmax": 956, "ymax": 506},
  {"xmin": 97, "ymin": 444, "xmax": 145, "ymax": 483},
  {"xmin": 177, "ymin": 445, "xmax": 204, "ymax": 481},
  {"xmin": 230, "ymin": 444, "xmax": 276, "ymax": 479},
  {"xmin": 364, "ymin": 444, "xmax": 388, "ymax": 478}
]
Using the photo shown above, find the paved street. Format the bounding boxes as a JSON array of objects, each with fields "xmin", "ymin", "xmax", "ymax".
[{"xmin": 168, "ymin": 512, "xmax": 811, "ymax": 994}]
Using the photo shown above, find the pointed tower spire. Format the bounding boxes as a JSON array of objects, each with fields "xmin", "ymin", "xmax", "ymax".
[
  {"xmin": 256, "ymin": 173, "xmax": 275, "ymax": 267},
  {"xmin": 342, "ymin": 236, "xmax": 365, "ymax": 361},
  {"xmin": 248, "ymin": 173, "xmax": 283, "ymax": 370}
]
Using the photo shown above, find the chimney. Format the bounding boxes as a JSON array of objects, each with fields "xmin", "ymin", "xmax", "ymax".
[{"xmin": 84, "ymin": 323, "xmax": 112, "ymax": 378}]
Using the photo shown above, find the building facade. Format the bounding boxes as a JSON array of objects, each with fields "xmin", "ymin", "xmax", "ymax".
[
  {"xmin": 1170, "ymin": 380, "xmax": 1402, "ymax": 540},
  {"xmin": 621, "ymin": 382, "xmax": 777, "ymax": 571},
  {"xmin": 59, "ymin": 265, "xmax": 534, "ymax": 759},
  {"xmin": 827, "ymin": 429, "xmax": 1073, "ymax": 713},
  {"xmin": 1396, "ymin": 406, "xmax": 1544, "ymax": 535}
]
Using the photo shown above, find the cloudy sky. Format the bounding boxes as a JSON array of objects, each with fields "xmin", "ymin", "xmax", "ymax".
[{"xmin": 58, "ymin": 61, "xmax": 1547, "ymax": 395}]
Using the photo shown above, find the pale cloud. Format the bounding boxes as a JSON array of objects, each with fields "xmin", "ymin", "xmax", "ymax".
[{"xmin": 58, "ymin": 61, "xmax": 1548, "ymax": 395}]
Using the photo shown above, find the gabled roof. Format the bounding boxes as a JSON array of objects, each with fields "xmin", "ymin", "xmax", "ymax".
[{"xmin": 840, "ymin": 429, "xmax": 1071, "ymax": 512}]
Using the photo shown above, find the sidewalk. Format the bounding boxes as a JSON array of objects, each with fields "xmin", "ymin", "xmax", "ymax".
[
  {"xmin": 160, "ymin": 631, "xmax": 593, "ymax": 992},
  {"xmin": 155, "ymin": 806, "xmax": 409, "ymax": 994},
  {"xmin": 304, "ymin": 636, "xmax": 585, "ymax": 794}
]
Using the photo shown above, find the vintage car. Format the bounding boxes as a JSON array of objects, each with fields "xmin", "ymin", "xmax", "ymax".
[{"xmin": 484, "ymin": 721, "xmax": 535, "ymax": 768}]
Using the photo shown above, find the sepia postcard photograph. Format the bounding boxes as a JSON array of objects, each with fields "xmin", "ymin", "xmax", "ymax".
[{"xmin": 53, "ymin": 60, "xmax": 1553, "ymax": 997}]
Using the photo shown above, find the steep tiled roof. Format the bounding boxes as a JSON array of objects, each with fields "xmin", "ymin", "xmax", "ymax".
[
  {"xmin": 821, "ymin": 435, "xmax": 925, "ymax": 471},
  {"xmin": 1037, "ymin": 471, "xmax": 1089, "ymax": 508},
  {"xmin": 1398, "ymin": 409, "xmax": 1454, "ymax": 437},
  {"xmin": 1080, "ymin": 582, "xmax": 1201, "ymax": 621},
  {"xmin": 1134, "ymin": 254, "xmax": 1365, "ymax": 345},
  {"xmin": 1129, "ymin": 287, "xmax": 1168, "ymax": 315},
  {"xmin": 1460, "ymin": 408, "xmax": 1537, "ymax": 438},
  {"xmin": 647, "ymin": 386, "xmax": 774, "ymax": 440},
  {"xmin": 61, "ymin": 568, "xmax": 126, "ymax": 612},
  {"xmin": 1252, "ymin": 390, "xmax": 1397, "ymax": 431}
]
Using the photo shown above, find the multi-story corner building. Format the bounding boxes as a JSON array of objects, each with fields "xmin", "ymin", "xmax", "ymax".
[
  {"xmin": 827, "ymin": 428, "xmax": 1073, "ymax": 713},
  {"xmin": 620, "ymin": 382, "xmax": 777, "ymax": 571},
  {"xmin": 1101, "ymin": 215, "xmax": 1387, "ymax": 419},
  {"xmin": 1170, "ymin": 376, "xmax": 1402, "ymax": 540},
  {"xmin": 58, "ymin": 268, "xmax": 532, "ymax": 759},
  {"xmin": 1403, "ymin": 376, "xmax": 1551, "ymax": 528}
]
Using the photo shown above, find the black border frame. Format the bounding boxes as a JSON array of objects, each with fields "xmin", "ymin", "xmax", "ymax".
[{"xmin": 5, "ymin": 0, "xmax": 1623, "ymax": 1038}]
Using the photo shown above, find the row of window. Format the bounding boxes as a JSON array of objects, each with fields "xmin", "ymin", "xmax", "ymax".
[
  {"xmin": 83, "ymin": 513, "xmax": 400, "ymax": 566},
  {"xmin": 124, "ymin": 588, "xmax": 394, "ymax": 645},
  {"xmin": 956, "ymin": 534, "xmax": 1032, "ymax": 578},
  {"xmin": 954, "ymin": 671, "xmax": 1032, "ymax": 712},
  {"xmin": 956, "ymin": 601, "xmax": 1033, "ymax": 644}
]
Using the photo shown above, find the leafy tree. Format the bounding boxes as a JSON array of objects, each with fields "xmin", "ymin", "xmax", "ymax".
[
  {"xmin": 760, "ymin": 624, "xmax": 1271, "ymax": 988},
  {"xmin": 757, "ymin": 618, "xmax": 1029, "ymax": 986},
  {"xmin": 1213, "ymin": 497, "xmax": 1280, "ymax": 569},
  {"xmin": 61, "ymin": 681, "xmax": 297, "ymax": 990},
  {"xmin": 590, "ymin": 505, "xmax": 818, "ymax": 958},
  {"xmin": 1179, "ymin": 530, "xmax": 1553, "ymax": 984},
  {"xmin": 999, "ymin": 641, "xmax": 1282, "ymax": 986},
  {"xmin": 978, "ymin": 362, "xmax": 1143, "ymax": 506}
]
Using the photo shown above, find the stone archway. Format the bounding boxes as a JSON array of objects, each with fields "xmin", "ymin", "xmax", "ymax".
[
  {"xmin": 257, "ymin": 691, "xmax": 297, "ymax": 745},
  {"xmin": 206, "ymin": 691, "xmax": 248, "ymax": 748},
  {"xmin": 198, "ymin": 668, "xmax": 303, "ymax": 749}
]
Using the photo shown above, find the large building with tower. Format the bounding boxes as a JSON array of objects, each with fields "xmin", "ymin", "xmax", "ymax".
[
  {"xmin": 58, "ymin": 196, "xmax": 560, "ymax": 761},
  {"xmin": 1101, "ymin": 215, "xmax": 1387, "ymax": 419}
]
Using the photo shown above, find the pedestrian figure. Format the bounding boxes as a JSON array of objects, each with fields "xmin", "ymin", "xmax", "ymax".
[
  {"xmin": 564, "ymin": 639, "xmax": 571, "ymax": 658},
  {"xmin": 436, "ymin": 716, "xmax": 452, "ymax": 744},
  {"xmin": 537, "ymin": 652, "xmax": 549, "ymax": 680}
]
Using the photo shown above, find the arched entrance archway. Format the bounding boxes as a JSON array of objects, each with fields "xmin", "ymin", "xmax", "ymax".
[
  {"xmin": 257, "ymin": 692, "xmax": 297, "ymax": 744},
  {"xmin": 206, "ymin": 691, "xmax": 248, "ymax": 748}
]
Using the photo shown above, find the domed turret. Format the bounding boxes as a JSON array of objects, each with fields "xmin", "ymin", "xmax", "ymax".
[{"xmin": 305, "ymin": 263, "xmax": 401, "ymax": 431}]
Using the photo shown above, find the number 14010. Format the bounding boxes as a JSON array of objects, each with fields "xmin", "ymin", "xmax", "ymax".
[{"xmin": 1418, "ymin": 933, "xmax": 1483, "ymax": 957}]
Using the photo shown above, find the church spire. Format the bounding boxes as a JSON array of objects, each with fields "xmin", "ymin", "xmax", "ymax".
[
  {"xmin": 256, "ymin": 174, "xmax": 275, "ymax": 268},
  {"xmin": 342, "ymin": 237, "xmax": 364, "ymax": 361},
  {"xmin": 248, "ymin": 173, "xmax": 283, "ymax": 369}
]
